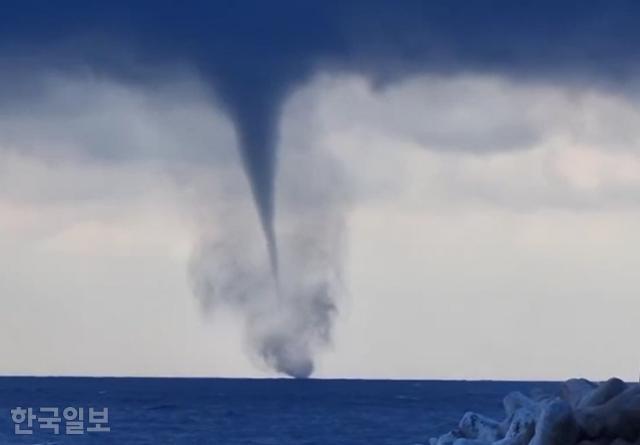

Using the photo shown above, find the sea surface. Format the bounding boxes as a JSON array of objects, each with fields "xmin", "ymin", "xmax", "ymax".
[{"xmin": 0, "ymin": 378, "xmax": 560, "ymax": 445}]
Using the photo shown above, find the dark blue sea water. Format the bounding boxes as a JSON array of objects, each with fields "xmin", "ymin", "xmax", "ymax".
[{"xmin": 0, "ymin": 378, "xmax": 560, "ymax": 445}]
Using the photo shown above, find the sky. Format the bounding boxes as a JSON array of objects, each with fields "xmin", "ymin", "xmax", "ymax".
[{"xmin": 1, "ymin": 1, "xmax": 640, "ymax": 380}]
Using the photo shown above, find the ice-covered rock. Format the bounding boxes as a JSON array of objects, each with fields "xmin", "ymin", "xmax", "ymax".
[
  {"xmin": 453, "ymin": 439, "xmax": 491, "ymax": 445},
  {"xmin": 494, "ymin": 408, "xmax": 536, "ymax": 445},
  {"xmin": 610, "ymin": 439, "xmax": 640, "ymax": 445},
  {"xmin": 576, "ymin": 440, "xmax": 612, "ymax": 445},
  {"xmin": 578, "ymin": 378, "xmax": 627, "ymax": 410},
  {"xmin": 503, "ymin": 392, "xmax": 540, "ymax": 418},
  {"xmin": 529, "ymin": 399, "xmax": 578, "ymax": 445},
  {"xmin": 563, "ymin": 379, "xmax": 597, "ymax": 410},
  {"xmin": 459, "ymin": 412, "xmax": 503, "ymax": 442},
  {"xmin": 575, "ymin": 385, "xmax": 640, "ymax": 441},
  {"xmin": 428, "ymin": 378, "xmax": 639, "ymax": 445},
  {"xmin": 431, "ymin": 429, "xmax": 465, "ymax": 445}
]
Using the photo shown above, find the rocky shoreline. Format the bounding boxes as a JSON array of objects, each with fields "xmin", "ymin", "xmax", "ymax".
[{"xmin": 430, "ymin": 378, "xmax": 640, "ymax": 445}]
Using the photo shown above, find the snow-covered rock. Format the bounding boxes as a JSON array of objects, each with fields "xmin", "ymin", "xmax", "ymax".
[
  {"xmin": 429, "ymin": 378, "xmax": 640, "ymax": 445},
  {"xmin": 529, "ymin": 398, "xmax": 578, "ymax": 445}
]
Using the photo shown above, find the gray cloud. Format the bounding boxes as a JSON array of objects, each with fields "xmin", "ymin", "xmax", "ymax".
[
  {"xmin": 4, "ymin": 68, "xmax": 640, "ymax": 379},
  {"xmin": 4, "ymin": 66, "xmax": 640, "ymax": 378},
  {"xmin": 0, "ymin": 72, "xmax": 235, "ymax": 165}
]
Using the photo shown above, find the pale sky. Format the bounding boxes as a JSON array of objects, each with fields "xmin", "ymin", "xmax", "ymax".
[{"xmin": 2, "ymin": 71, "xmax": 639, "ymax": 381}]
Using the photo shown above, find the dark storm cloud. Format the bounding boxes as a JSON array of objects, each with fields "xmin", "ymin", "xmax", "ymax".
[
  {"xmin": 2, "ymin": 0, "xmax": 639, "ymax": 243},
  {"xmin": 2, "ymin": 0, "xmax": 640, "ymax": 235}
]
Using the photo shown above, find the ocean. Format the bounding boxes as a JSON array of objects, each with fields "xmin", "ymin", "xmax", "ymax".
[{"xmin": 0, "ymin": 378, "xmax": 560, "ymax": 444}]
